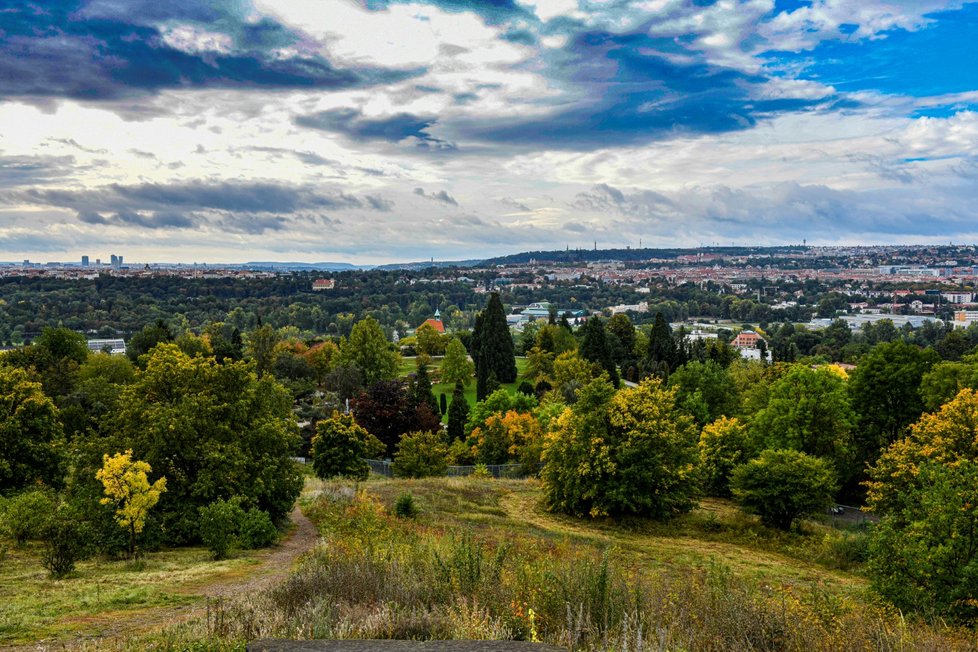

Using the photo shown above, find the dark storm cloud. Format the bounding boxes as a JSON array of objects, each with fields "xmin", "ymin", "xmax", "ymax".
[{"xmin": 0, "ymin": 0, "xmax": 418, "ymax": 103}]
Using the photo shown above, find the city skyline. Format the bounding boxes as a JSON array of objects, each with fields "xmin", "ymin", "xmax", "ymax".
[{"xmin": 1, "ymin": 1, "xmax": 977, "ymax": 264}]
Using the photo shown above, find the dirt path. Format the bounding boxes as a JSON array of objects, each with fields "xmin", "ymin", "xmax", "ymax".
[{"xmin": 7, "ymin": 505, "xmax": 320, "ymax": 652}]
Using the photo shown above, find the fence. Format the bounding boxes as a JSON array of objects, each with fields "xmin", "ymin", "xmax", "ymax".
[{"xmin": 365, "ymin": 459, "xmax": 537, "ymax": 479}]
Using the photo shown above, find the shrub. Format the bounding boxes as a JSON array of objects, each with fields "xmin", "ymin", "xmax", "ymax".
[
  {"xmin": 310, "ymin": 411, "xmax": 384, "ymax": 481},
  {"xmin": 394, "ymin": 493, "xmax": 418, "ymax": 518},
  {"xmin": 40, "ymin": 500, "xmax": 93, "ymax": 578},
  {"xmin": 1, "ymin": 487, "xmax": 57, "ymax": 544},
  {"xmin": 199, "ymin": 498, "xmax": 246, "ymax": 560},
  {"xmin": 392, "ymin": 431, "xmax": 448, "ymax": 478},
  {"xmin": 472, "ymin": 463, "xmax": 492, "ymax": 479},
  {"xmin": 239, "ymin": 508, "xmax": 278, "ymax": 549},
  {"xmin": 730, "ymin": 449, "xmax": 837, "ymax": 531}
]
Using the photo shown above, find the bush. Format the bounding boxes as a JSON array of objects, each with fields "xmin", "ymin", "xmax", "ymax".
[
  {"xmin": 394, "ymin": 493, "xmax": 418, "ymax": 518},
  {"xmin": 392, "ymin": 431, "xmax": 448, "ymax": 478},
  {"xmin": 310, "ymin": 411, "xmax": 384, "ymax": 481},
  {"xmin": 239, "ymin": 508, "xmax": 279, "ymax": 549},
  {"xmin": 730, "ymin": 449, "xmax": 837, "ymax": 531},
  {"xmin": 199, "ymin": 498, "xmax": 246, "ymax": 560},
  {"xmin": 40, "ymin": 500, "xmax": 93, "ymax": 578},
  {"xmin": 1, "ymin": 487, "xmax": 57, "ymax": 544}
]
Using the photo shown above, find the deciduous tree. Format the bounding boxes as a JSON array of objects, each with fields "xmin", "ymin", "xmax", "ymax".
[{"xmin": 96, "ymin": 449, "xmax": 166, "ymax": 557}]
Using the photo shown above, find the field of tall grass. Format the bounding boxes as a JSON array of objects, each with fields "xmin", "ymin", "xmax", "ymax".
[{"xmin": 120, "ymin": 477, "xmax": 977, "ymax": 652}]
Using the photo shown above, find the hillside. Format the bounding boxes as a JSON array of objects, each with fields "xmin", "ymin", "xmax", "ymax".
[{"xmin": 108, "ymin": 476, "xmax": 976, "ymax": 651}]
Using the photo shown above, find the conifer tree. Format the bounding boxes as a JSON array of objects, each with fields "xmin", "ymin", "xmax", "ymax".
[
  {"xmin": 474, "ymin": 293, "xmax": 517, "ymax": 399},
  {"xmin": 411, "ymin": 362, "xmax": 439, "ymax": 416},
  {"xmin": 579, "ymin": 316, "xmax": 620, "ymax": 387},
  {"xmin": 447, "ymin": 381, "xmax": 470, "ymax": 441},
  {"xmin": 646, "ymin": 312, "xmax": 677, "ymax": 378}
]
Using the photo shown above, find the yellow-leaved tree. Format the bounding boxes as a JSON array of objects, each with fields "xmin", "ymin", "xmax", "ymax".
[{"xmin": 96, "ymin": 450, "xmax": 167, "ymax": 558}]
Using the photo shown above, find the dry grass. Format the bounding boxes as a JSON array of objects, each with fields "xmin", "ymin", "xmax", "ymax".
[{"xmin": 126, "ymin": 477, "xmax": 978, "ymax": 652}]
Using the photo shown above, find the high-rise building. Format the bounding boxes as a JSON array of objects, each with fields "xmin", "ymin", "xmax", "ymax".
[
  {"xmin": 81, "ymin": 255, "xmax": 89, "ymax": 267},
  {"xmin": 110, "ymin": 254, "xmax": 118, "ymax": 267}
]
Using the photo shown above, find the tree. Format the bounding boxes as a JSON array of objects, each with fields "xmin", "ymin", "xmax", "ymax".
[
  {"xmin": 475, "ymin": 293, "xmax": 517, "ymax": 400},
  {"xmin": 668, "ymin": 360, "xmax": 739, "ymax": 427},
  {"xmin": 867, "ymin": 460, "xmax": 978, "ymax": 622},
  {"xmin": 392, "ymin": 431, "xmax": 448, "ymax": 478},
  {"xmin": 127, "ymin": 319, "xmax": 173, "ymax": 363},
  {"xmin": 919, "ymin": 356, "xmax": 978, "ymax": 411},
  {"xmin": 750, "ymin": 365, "xmax": 854, "ymax": 479},
  {"xmin": 410, "ymin": 362, "xmax": 439, "ymax": 416},
  {"xmin": 354, "ymin": 379, "xmax": 439, "ymax": 455},
  {"xmin": 310, "ymin": 411, "xmax": 384, "ymax": 481},
  {"xmin": 645, "ymin": 312, "xmax": 677, "ymax": 378},
  {"xmin": 606, "ymin": 313, "xmax": 637, "ymax": 365},
  {"xmin": 245, "ymin": 324, "xmax": 280, "ymax": 377},
  {"xmin": 109, "ymin": 344, "xmax": 302, "ymax": 543},
  {"xmin": 415, "ymin": 323, "xmax": 446, "ymax": 357},
  {"xmin": 730, "ymin": 449, "xmax": 837, "ymax": 531},
  {"xmin": 0, "ymin": 366, "xmax": 64, "ymax": 493},
  {"xmin": 699, "ymin": 417, "xmax": 758, "ymax": 497},
  {"xmin": 849, "ymin": 340, "xmax": 938, "ymax": 480},
  {"xmin": 306, "ymin": 341, "xmax": 339, "ymax": 388},
  {"xmin": 579, "ymin": 316, "xmax": 620, "ymax": 388},
  {"xmin": 337, "ymin": 316, "xmax": 400, "ymax": 386},
  {"xmin": 96, "ymin": 450, "xmax": 167, "ymax": 558},
  {"xmin": 447, "ymin": 382, "xmax": 470, "ymax": 441},
  {"xmin": 542, "ymin": 377, "xmax": 700, "ymax": 519},
  {"xmin": 440, "ymin": 337, "xmax": 474, "ymax": 387}
]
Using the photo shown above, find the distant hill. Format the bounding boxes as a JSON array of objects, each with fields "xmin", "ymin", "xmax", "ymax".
[
  {"xmin": 373, "ymin": 259, "xmax": 483, "ymax": 271},
  {"xmin": 481, "ymin": 246, "xmax": 807, "ymax": 266},
  {"xmin": 240, "ymin": 261, "xmax": 369, "ymax": 271}
]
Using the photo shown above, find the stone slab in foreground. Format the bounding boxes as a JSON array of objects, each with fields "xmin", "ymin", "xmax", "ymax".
[{"xmin": 247, "ymin": 640, "xmax": 566, "ymax": 652}]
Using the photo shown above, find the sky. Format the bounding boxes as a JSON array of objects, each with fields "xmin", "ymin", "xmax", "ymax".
[{"xmin": 1, "ymin": 0, "xmax": 977, "ymax": 264}]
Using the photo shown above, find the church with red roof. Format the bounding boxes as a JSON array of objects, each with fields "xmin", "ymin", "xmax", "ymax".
[{"xmin": 418, "ymin": 309, "xmax": 445, "ymax": 334}]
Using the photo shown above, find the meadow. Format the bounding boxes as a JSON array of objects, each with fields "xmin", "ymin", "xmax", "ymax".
[{"xmin": 81, "ymin": 475, "xmax": 978, "ymax": 652}]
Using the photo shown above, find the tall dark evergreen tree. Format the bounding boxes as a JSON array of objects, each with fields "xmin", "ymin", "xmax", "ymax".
[
  {"xmin": 411, "ymin": 362, "xmax": 439, "ymax": 416},
  {"xmin": 646, "ymin": 312, "xmax": 677, "ymax": 378},
  {"xmin": 579, "ymin": 316, "xmax": 620, "ymax": 388},
  {"xmin": 447, "ymin": 382, "xmax": 469, "ymax": 441},
  {"xmin": 475, "ymin": 292, "xmax": 517, "ymax": 400}
]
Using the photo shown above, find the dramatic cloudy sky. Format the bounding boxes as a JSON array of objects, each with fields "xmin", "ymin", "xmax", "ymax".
[{"xmin": 2, "ymin": 0, "xmax": 977, "ymax": 263}]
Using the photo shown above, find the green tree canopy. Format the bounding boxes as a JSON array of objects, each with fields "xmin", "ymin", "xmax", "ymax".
[
  {"xmin": 849, "ymin": 339, "xmax": 938, "ymax": 476},
  {"xmin": 542, "ymin": 377, "xmax": 699, "ymax": 519},
  {"xmin": 668, "ymin": 360, "xmax": 739, "ymax": 427},
  {"xmin": 311, "ymin": 411, "xmax": 384, "ymax": 481},
  {"xmin": 750, "ymin": 365, "xmax": 854, "ymax": 479},
  {"xmin": 108, "ymin": 344, "xmax": 302, "ymax": 543},
  {"xmin": 337, "ymin": 316, "xmax": 400, "ymax": 387},
  {"xmin": 440, "ymin": 337, "xmax": 474, "ymax": 387},
  {"xmin": 0, "ymin": 366, "xmax": 64, "ymax": 493},
  {"xmin": 698, "ymin": 416, "xmax": 758, "ymax": 497},
  {"xmin": 730, "ymin": 449, "xmax": 836, "ymax": 531}
]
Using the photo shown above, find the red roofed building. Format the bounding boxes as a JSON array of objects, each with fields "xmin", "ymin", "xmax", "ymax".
[
  {"xmin": 312, "ymin": 278, "xmax": 335, "ymax": 291},
  {"xmin": 731, "ymin": 330, "xmax": 764, "ymax": 348},
  {"xmin": 418, "ymin": 309, "xmax": 446, "ymax": 334}
]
